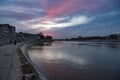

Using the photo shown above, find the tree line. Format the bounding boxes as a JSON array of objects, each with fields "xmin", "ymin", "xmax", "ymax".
[
  {"xmin": 37, "ymin": 32, "xmax": 53, "ymax": 41},
  {"xmin": 64, "ymin": 33, "xmax": 120, "ymax": 41}
]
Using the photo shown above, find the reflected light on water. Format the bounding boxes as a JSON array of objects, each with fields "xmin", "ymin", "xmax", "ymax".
[{"xmin": 30, "ymin": 49, "xmax": 87, "ymax": 68}]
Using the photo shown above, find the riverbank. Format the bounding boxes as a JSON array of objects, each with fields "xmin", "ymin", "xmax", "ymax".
[
  {"xmin": 21, "ymin": 44, "xmax": 47, "ymax": 80},
  {"xmin": 0, "ymin": 43, "xmax": 41, "ymax": 80},
  {"xmin": 20, "ymin": 44, "xmax": 40, "ymax": 80}
]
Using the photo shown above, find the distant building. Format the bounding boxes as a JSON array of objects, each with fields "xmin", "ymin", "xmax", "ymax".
[
  {"xmin": 0, "ymin": 24, "xmax": 49, "ymax": 46},
  {"xmin": 0, "ymin": 24, "xmax": 16, "ymax": 45},
  {"xmin": 0, "ymin": 24, "xmax": 15, "ymax": 34},
  {"xmin": 16, "ymin": 32, "xmax": 41, "ymax": 43}
]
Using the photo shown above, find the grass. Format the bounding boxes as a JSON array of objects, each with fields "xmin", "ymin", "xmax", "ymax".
[
  {"xmin": 16, "ymin": 44, "xmax": 38, "ymax": 80},
  {"xmin": 31, "ymin": 75, "xmax": 36, "ymax": 80},
  {"xmin": 20, "ymin": 56, "xmax": 28, "ymax": 63},
  {"xmin": 21, "ymin": 64, "xmax": 34, "ymax": 74},
  {"xmin": 17, "ymin": 45, "xmax": 27, "ymax": 64}
]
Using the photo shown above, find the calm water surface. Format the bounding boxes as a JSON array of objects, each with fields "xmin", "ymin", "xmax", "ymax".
[{"xmin": 28, "ymin": 41, "xmax": 120, "ymax": 80}]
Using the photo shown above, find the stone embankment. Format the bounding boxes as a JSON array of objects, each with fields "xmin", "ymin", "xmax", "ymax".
[{"xmin": 0, "ymin": 43, "xmax": 40, "ymax": 80}]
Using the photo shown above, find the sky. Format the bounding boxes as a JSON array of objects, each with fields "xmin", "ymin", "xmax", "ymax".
[{"xmin": 0, "ymin": 0, "xmax": 120, "ymax": 38}]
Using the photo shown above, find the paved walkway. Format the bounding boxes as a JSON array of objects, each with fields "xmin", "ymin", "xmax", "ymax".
[{"xmin": 0, "ymin": 44, "xmax": 22, "ymax": 80}]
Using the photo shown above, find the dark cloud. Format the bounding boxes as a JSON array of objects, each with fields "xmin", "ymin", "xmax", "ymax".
[
  {"xmin": 14, "ymin": 0, "xmax": 43, "ymax": 9},
  {"xmin": 0, "ymin": 10, "xmax": 43, "ymax": 21}
]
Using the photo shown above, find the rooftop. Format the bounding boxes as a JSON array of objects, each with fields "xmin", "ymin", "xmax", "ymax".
[{"xmin": 0, "ymin": 24, "xmax": 15, "ymax": 28}]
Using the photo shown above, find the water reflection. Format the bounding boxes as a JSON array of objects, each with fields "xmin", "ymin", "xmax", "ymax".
[
  {"xmin": 29, "ymin": 46, "xmax": 87, "ymax": 68},
  {"xmin": 28, "ymin": 41, "xmax": 120, "ymax": 80}
]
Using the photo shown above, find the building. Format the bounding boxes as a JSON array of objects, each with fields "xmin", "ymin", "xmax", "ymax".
[
  {"xmin": 16, "ymin": 32, "xmax": 41, "ymax": 43},
  {"xmin": 0, "ymin": 24, "xmax": 16, "ymax": 45},
  {"xmin": 0, "ymin": 24, "xmax": 44, "ymax": 45}
]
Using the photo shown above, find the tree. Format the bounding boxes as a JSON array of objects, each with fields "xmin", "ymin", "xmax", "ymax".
[
  {"xmin": 45, "ymin": 35, "xmax": 52, "ymax": 40},
  {"xmin": 37, "ymin": 32, "xmax": 45, "ymax": 39}
]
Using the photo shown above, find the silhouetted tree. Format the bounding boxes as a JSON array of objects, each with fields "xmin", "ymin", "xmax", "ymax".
[
  {"xmin": 37, "ymin": 32, "xmax": 45, "ymax": 39},
  {"xmin": 45, "ymin": 35, "xmax": 52, "ymax": 40}
]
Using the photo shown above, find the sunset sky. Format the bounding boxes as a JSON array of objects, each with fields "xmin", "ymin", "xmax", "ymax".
[{"xmin": 0, "ymin": 0, "xmax": 120, "ymax": 38}]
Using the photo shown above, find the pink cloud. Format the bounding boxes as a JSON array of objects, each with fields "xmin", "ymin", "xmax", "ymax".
[{"xmin": 43, "ymin": 0, "xmax": 103, "ymax": 18}]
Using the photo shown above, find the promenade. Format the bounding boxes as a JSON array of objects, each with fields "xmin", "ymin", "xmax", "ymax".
[{"xmin": 0, "ymin": 44, "xmax": 22, "ymax": 80}]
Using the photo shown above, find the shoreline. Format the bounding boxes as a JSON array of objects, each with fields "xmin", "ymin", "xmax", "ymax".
[
  {"xmin": 17, "ymin": 43, "xmax": 40, "ymax": 80},
  {"xmin": 0, "ymin": 41, "xmax": 51, "ymax": 80},
  {"xmin": 20, "ymin": 43, "xmax": 47, "ymax": 80}
]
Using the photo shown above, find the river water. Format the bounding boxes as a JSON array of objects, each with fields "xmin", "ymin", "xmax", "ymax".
[{"xmin": 28, "ymin": 41, "xmax": 120, "ymax": 80}]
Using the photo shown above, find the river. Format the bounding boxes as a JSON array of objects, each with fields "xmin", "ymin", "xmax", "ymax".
[{"xmin": 28, "ymin": 41, "xmax": 120, "ymax": 80}]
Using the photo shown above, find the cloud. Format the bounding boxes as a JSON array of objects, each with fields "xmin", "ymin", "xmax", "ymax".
[
  {"xmin": 0, "ymin": 5, "xmax": 45, "ymax": 21},
  {"xmin": 0, "ymin": 6, "xmax": 29, "ymax": 13},
  {"xmin": 0, "ymin": 5, "xmax": 44, "ymax": 14},
  {"xmin": 0, "ymin": 0, "xmax": 45, "ymax": 21},
  {"xmin": 43, "ymin": 0, "xmax": 103, "ymax": 18},
  {"xmin": 19, "ymin": 15, "xmax": 93, "ymax": 30},
  {"xmin": 90, "ymin": 11, "xmax": 120, "ymax": 24},
  {"xmin": 107, "ymin": 11, "xmax": 120, "ymax": 16}
]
